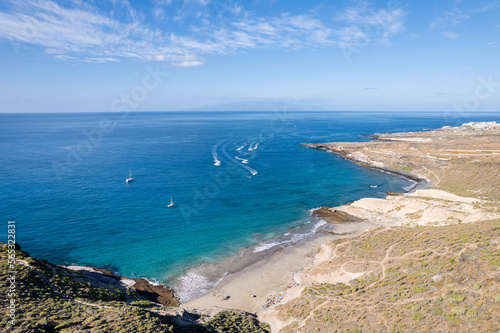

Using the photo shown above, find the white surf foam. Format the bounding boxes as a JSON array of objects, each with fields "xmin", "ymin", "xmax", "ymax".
[
  {"xmin": 175, "ymin": 272, "xmax": 211, "ymax": 301},
  {"xmin": 174, "ymin": 270, "xmax": 228, "ymax": 302},
  {"xmin": 142, "ymin": 277, "xmax": 161, "ymax": 286},
  {"xmin": 309, "ymin": 207, "xmax": 321, "ymax": 213},
  {"xmin": 253, "ymin": 220, "xmax": 327, "ymax": 253},
  {"xmin": 253, "ymin": 241, "xmax": 282, "ymax": 253},
  {"xmin": 403, "ymin": 179, "xmax": 419, "ymax": 193}
]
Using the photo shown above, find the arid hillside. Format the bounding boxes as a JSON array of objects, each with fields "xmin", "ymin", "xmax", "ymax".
[
  {"xmin": 303, "ymin": 125, "xmax": 500, "ymax": 203},
  {"xmin": 271, "ymin": 219, "xmax": 500, "ymax": 332},
  {"xmin": 258, "ymin": 125, "xmax": 500, "ymax": 332}
]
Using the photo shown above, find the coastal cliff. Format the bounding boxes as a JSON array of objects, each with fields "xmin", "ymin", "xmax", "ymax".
[
  {"xmin": 3, "ymin": 124, "xmax": 500, "ymax": 333},
  {"xmin": 257, "ymin": 124, "xmax": 500, "ymax": 332},
  {"xmin": 302, "ymin": 125, "xmax": 500, "ymax": 202},
  {"xmin": 300, "ymin": 142, "xmax": 426, "ymax": 184},
  {"xmin": 180, "ymin": 124, "xmax": 500, "ymax": 332},
  {"xmin": 0, "ymin": 243, "xmax": 270, "ymax": 332}
]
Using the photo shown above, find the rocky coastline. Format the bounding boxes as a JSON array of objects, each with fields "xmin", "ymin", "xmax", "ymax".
[
  {"xmin": 64, "ymin": 265, "xmax": 180, "ymax": 307},
  {"xmin": 300, "ymin": 142, "xmax": 427, "ymax": 184},
  {"xmin": 4, "ymin": 123, "xmax": 500, "ymax": 332}
]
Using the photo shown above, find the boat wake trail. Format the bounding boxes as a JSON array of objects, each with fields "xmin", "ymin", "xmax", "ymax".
[
  {"xmin": 219, "ymin": 142, "xmax": 258, "ymax": 176},
  {"xmin": 248, "ymin": 140, "xmax": 262, "ymax": 151},
  {"xmin": 212, "ymin": 143, "xmax": 221, "ymax": 166},
  {"xmin": 234, "ymin": 156, "xmax": 249, "ymax": 164},
  {"xmin": 212, "ymin": 139, "xmax": 259, "ymax": 176}
]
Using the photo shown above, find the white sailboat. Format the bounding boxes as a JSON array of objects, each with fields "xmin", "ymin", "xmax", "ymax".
[
  {"xmin": 126, "ymin": 168, "xmax": 133, "ymax": 183},
  {"xmin": 167, "ymin": 196, "xmax": 174, "ymax": 208}
]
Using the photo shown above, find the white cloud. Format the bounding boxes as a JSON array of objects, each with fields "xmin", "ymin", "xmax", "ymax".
[
  {"xmin": 430, "ymin": 5, "xmax": 496, "ymax": 29},
  {"xmin": 430, "ymin": 9, "xmax": 470, "ymax": 28},
  {"xmin": 44, "ymin": 48, "xmax": 66, "ymax": 54},
  {"xmin": 83, "ymin": 57, "xmax": 119, "ymax": 63},
  {"xmin": 334, "ymin": 6, "xmax": 406, "ymax": 47},
  {"xmin": 0, "ymin": 0, "xmax": 150, "ymax": 57},
  {"xmin": 442, "ymin": 31, "xmax": 459, "ymax": 40},
  {"xmin": 231, "ymin": 14, "xmax": 334, "ymax": 49},
  {"xmin": 0, "ymin": 0, "xmax": 407, "ymax": 65},
  {"xmin": 171, "ymin": 60, "xmax": 204, "ymax": 67},
  {"xmin": 144, "ymin": 53, "xmax": 203, "ymax": 64}
]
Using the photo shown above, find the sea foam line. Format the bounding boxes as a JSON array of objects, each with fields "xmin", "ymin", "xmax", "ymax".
[
  {"xmin": 176, "ymin": 218, "xmax": 327, "ymax": 301},
  {"xmin": 175, "ymin": 271, "xmax": 227, "ymax": 302},
  {"xmin": 253, "ymin": 220, "xmax": 327, "ymax": 253}
]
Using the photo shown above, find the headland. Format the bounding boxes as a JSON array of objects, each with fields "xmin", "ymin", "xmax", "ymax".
[{"xmin": 3, "ymin": 122, "xmax": 500, "ymax": 332}]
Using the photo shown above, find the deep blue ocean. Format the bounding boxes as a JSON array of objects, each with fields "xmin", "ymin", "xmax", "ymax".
[{"xmin": 1, "ymin": 111, "xmax": 499, "ymax": 299}]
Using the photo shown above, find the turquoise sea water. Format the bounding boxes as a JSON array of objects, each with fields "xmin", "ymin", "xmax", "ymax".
[{"xmin": 1, "ymin": 111, "xmax": 499, "ymax": 299}]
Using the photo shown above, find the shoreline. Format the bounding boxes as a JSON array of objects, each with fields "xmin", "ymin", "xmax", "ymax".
[
  {"xmin": 181, "ymin": 220, "xmax": 378, "ymax": 313},
  {"xmin": 300, "ymin": 142, "xmax": 430, "ymax": 186},
  {"xmin": 62, "ymin": 265, "xmax": 180, "ymax": 307},
  {"xmin": 173, "ymin": 141, "xmax": 427, "ymax": 305},
  {"xmin": 172, "ymin": 216, "xmax": 337, "ymax": 302},
  {"xmin": 10, "ymin": 123, "xmax": 500, "ymax": 332},
  {"xmin": 176, "ymin": 140, "xmax": 432, "ymax": 310},
  {"xmin": 181, "ymin": 126, "xmax": 500, "ymax": 332}
]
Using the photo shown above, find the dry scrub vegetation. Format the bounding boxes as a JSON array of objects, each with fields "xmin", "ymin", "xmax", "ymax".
[
  {"xmin": 313, "ymin": 128, "xmax": 500, "ymax": 204},
  {"xmin": 280, "ymin": 128, "xmax": 500, "ymax": 332},
  {"xmin": 0, "ymin": 245, "xmax": 270, "ymax": 332},
  {"xmin": 275, "ymin": 220, "xmax": 500, "ymax": 332}
]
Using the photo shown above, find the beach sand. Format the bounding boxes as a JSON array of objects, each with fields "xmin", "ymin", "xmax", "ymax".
[
  {"xmin": 181, "ymin": 222, "xmax": 377, "ymax": 314},
  {"xmin": 180, "ymin": 188, "xmax": 500, "ymax": 332},
  {"xmin": 181, "ymin": 128, "xmax": 500, "ymax": 331}
]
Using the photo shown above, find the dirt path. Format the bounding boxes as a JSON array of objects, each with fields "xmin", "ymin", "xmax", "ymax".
[{"xmin": 289, "ymin": 239, "xmax": 493, "ymax": 332}]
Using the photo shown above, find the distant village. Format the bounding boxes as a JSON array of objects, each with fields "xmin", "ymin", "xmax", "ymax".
[{"xmin": 442, "ymin": 121, "xmax": 498, "ymax": 131}]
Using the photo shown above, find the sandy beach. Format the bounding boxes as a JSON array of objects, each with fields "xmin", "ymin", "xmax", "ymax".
[
  {"xmin": 181, "ymin": 221, "xmax": 377, "ymax": 314},
  {"xmin": 181, "ymin": 123, "xmax": 500, "ymax": 332},
  {"xmin": 180, "ymin": 187, "xmax": 500, "ymax": 332},
  {"xmin": 181, "ymin": 189, "xmax": 499, "ymax": 300}
]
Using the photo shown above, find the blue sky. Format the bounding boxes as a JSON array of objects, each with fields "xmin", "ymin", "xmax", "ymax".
[{"xmin": 0, "ymin": 0, "xmax": 499, "ymax": 112}]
